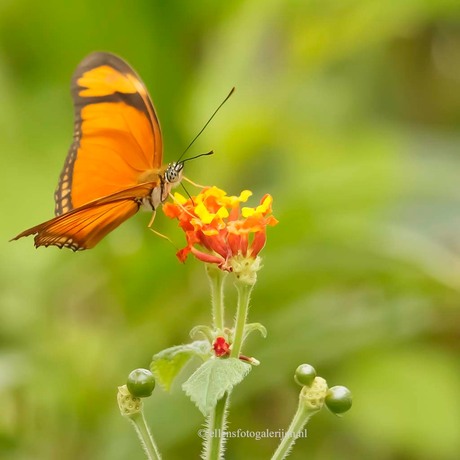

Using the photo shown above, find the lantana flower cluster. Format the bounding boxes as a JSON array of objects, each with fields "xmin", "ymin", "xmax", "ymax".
[{"xmin": 163, "ymin": 186, "xmax": 278, "ymax": 272}]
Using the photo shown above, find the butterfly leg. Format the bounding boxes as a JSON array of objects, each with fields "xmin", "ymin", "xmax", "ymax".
[
  {"xmin": 149, "ymin": 226, "xmax": 174, "ymax": 243},
  {"xmin": 147, "ymin": 211, "xmax": 175, "ymax": 245},
  {"xmin": 147, "ymin": 210, "xmax": 157, "ymax": 228}
]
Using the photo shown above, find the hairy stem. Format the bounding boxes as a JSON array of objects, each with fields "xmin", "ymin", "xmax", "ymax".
[
  {"xmin": 206, "ymin": 264, "xmax": 227, "ymax": 332},
  {"xmin": 203, "ymin": 393, "xmax": 230, "ymax": 460},
  {"xmin": 130, "ymin": 411, "xmax": 162, "ymax": 460},
  {"xmin": 270, "ymin": 404, "xmax": 310, "ymax": 460},
  {"xmin": 271, "ymin": 378, "xmax": 327, "ymax": 460},
  {"xmin": 230, "ymin": 281, "xmax": 253, "ymax": 358}
]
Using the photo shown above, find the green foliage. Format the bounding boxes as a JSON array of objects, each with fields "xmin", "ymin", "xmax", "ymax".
[
  {"xmin": 182, "ymin": 358, "xmax": 252, "ymax": 416},
  {"xmin": 151, "ymin": 341, "xmax": 211, "ymax": 391},
  {"xmin": 243, "ymin": 322, "xmax": 268, "ymax": 341}
]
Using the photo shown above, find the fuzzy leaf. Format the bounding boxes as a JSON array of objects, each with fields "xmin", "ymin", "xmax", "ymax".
[
  {"xmin": 244, "ymin": 322, "xmax": 267, "ymax": 340},
  {"xmin": 189, "ymin": 325, "xmax": 214, "ymax": 342},
  {"xmin": 150, "ymin": 341, "xmax": 211, "ymax": 391},
  {"xmin": 182, "ymin": 357, "xmax": 252, "ymax": 415}
]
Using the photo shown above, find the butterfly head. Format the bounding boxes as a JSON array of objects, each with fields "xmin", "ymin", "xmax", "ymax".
[{"xmin": 164, "ymin": 162, "xmax": 184, "ymax": 184}]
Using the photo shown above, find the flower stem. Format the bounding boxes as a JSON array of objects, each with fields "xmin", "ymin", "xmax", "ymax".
[
  {"xmin": 271, "ymin": 377, "xmax": 328, "ymax": 460},
  {"xmin": 206, "ymin": 264, "xmax": 227, "ymax": 332},
  {"xmin": 270, "ymin": 404, "xmax": 310, "ymax": 460},
  {"xmin": 230, "ymin": 281, "xmax": 253, "ymax": 359},
  {"xmin": 203, "ymin": 392, "xmax": 230, "ymax": 460},
  {"xmin": 129, "ymin": 411, "xmax": 162, "ymax": 460}
]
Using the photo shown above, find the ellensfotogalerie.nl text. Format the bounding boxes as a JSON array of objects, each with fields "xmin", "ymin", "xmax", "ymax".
[{"xmin": 197, "ymin": 429, "xmax": 308, "ymax": 441}]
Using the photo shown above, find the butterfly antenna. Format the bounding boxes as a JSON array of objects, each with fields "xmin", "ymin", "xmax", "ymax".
[
  {"xmin": 177, "ymin": 87, "xmax": 235, "ymax": 163},
  {"xmin": 180, "ymin": 182, "xmax": 195, "ymax": 206},
  {"xmin": 181, "ymin": 150, "xmax": 214, "ymax": 164}
]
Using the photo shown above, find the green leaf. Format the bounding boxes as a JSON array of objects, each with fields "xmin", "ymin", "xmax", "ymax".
[
  {"xmin": 150, "ymin": 341, "xmax": 211, "ymax": 391},
  {"xmin": 244, "ymin": 322, "xmax": 267, "ymax": 340},
  {"xmin": 189, "ymin": 325, "xmax": 214, "ymax": 342},
  {"xmin": 182, "ymin": 357, "xmax": 252, "ymax": 415}
]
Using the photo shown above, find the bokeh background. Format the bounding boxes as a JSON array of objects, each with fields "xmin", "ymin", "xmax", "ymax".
[{"xmin": 1, "ymin": 1, "xmax": 460, "ymax": 459}]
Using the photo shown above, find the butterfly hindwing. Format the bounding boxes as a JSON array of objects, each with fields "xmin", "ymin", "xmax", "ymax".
[
  {"xmin": 14, "ymin": 183, "xmax": 160, "ymax": 250},
  {"xmin": 30, "ymin": 200, "xmax": 139, "ymax": 251}
]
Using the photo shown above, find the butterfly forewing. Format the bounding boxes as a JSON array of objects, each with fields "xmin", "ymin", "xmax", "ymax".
[{"xmin": 55, "ymin": 52, "xmax": 163, "ymax": 216}]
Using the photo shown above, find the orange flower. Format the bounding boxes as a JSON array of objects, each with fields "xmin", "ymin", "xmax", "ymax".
[{"xmin": 163, "ymin": 186, "xmax": 278, "ymax": 271}]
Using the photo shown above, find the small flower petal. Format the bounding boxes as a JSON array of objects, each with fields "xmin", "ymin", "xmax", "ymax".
[
  {"xmin": 238, "ymin": 190, "xmax": 253, "ymax": 202},
  {"xmin": 195, "ymin": 202, "xmax": 215, "ymax": 224},
  {"xmin": 250, "ymin": 229, "xmax": 266, "ymax": 257},
  {"xmin": 241, "ymin": 193, "xmax": 273, "ymax": 218},
  {"xmin": 173, "ymin": 192, "xmax": 188, "ymax": 205},
  {"xmin": 190, "ymin": 247, "xmax": 225, "ymax": 266}
]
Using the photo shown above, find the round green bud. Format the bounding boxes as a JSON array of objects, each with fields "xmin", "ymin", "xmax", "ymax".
[
  {"xmin": 127, "ymin": 368, "xmax": 156, "ymax": 398},
  {"xmin": 325, "ymin": 385, "xmax": 352, "ymax": 414},
  {"xmin": 294, "ymin": 364, "xmax": 317, "ymax": 387}
]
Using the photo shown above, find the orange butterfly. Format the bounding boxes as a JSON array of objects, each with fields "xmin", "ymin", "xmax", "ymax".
[{"xmin": 12, "ymin": 52, "xmax": 186, "ymax": 251}]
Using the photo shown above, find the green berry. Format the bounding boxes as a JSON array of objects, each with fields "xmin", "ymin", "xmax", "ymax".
[
  {"xmin": 325, "ymin": 386, "xmax": 352, "ymax": 414},
  {"xmin": 294, "ymin": 364, "xmax": 317, "ymax": 387},
  {"xmin": 127, "ymin": 368, "xmax": 156, "ymax": 398}
]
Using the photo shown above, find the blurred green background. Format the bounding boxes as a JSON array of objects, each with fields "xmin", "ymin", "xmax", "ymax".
[{"xmin": 1, "ymin": 1, "xmax": 460, "ymax": 459}]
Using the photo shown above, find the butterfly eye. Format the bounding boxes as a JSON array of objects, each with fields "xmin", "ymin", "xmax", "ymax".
[{"xmin": 165, "ymin": 162, "xmax": 184, "ymax": 183}]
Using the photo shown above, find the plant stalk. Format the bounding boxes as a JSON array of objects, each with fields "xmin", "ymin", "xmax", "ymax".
[
  {"xmin": 206, "ymin": 264, "xmax": 227, "ymax": 332},
  {"xmin": 271, "ymin": 377, "xmax": 328, "ymax": 460},
  {"xmin": 130, "ymin": 411, "xmax": 162, "ymax": 460},
  {"xmin": 230, "ymin": 281, "xmax": 253, "ymax": 358},
  {"xmin": 204, "ymin": 392, "xmax": 230, "ymax": 460}
]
